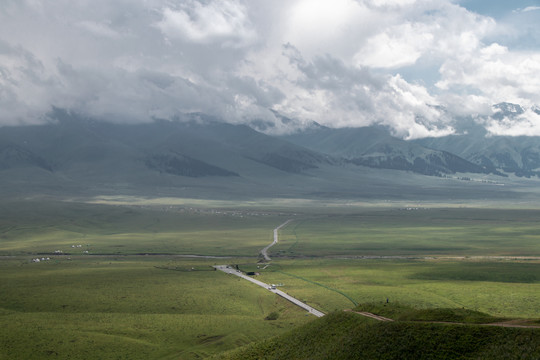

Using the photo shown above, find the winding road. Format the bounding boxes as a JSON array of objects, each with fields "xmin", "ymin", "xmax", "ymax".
[
  {"xmin": 260, "ymin": 219, "xmax": 293, "ymax": 261},
  {"xmin": 215, "ymin": 219, "xmax": 325, "ymax": 317},
  {"xmin": 215, "ymin": 219, "xmax": 540, "ymax": 325}
]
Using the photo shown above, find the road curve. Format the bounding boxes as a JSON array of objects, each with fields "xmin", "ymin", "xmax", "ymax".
[
  {"xmin": 215, "ymin": 265, "xmax": 325, "ymax": 317},
  {"xmin": 260, "ymin": 219, "xmax": 293, "ymax": 261}
]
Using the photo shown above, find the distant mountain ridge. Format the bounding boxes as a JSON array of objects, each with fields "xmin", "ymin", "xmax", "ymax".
[
  {"xmin": 281, "ymin": 102, "xmax": 540, "ymax": 178},
  {"xmin": 415, "ymin": 133, "xmax": 540, "ymax": 177},
  {"xmin": 0, "ymin": 108, "xmax": 538, "ymax": 201},
  {"xmin": 282, "ymin": 125, "xmax": 495, "ymax": 176},
  {"xmin": 413, "ymin": 102, "xmax": 540, "ymax": 177},
  {"xmin": 0, "ymin": 144, "xmax": 54, "ymax": 172},
  {"xmin": 0, "ymin": 109, "xmax": 329, "ymax": 178}
]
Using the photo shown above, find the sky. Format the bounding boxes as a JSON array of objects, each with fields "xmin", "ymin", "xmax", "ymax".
[{"xmin": 1, "ymin": 0, "xmax": 540, "ymax": 139}]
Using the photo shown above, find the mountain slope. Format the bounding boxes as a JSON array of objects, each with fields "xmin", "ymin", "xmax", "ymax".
[
  {"xmin": 0, "ymin": 110, "xmax": 534, "ymax": 201},
  {"xmin": 415, "ymin": 132, "xmax": 540, "ymax": 177},
  {"xmin": 0, "ymin": 145, "xmax": 53, "ymax": 171},
  {"xmin": 283, "ymin": 126, "xmax": 492, "ymax": 176},
  {"xmin": 145, "ymin": 152, "xmax": 239, "ymax": 177},
  {"xmin": 413, "ymin": 103, "xmax": 540, "ymax": 177},
  {"xmin": 0, "ymin": 110, "xmax": 330, "ymax": 177},
  {"xmin": 0, "ymin": 111, "xmax": 345, "ymax": 199}
]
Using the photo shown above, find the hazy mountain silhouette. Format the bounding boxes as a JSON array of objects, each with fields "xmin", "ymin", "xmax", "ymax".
[{"xmin": 0, "ymin": 109, "xmax": 534, "ymax": 201}]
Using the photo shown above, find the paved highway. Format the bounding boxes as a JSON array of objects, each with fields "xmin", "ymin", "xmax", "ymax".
[
  {"xmin": 215, "ymin": 219, "xmax": 325, "ymax": 317},
  {"xmin": 215, "ymin": 265, "xmax": 325, "ymax": 317},
  {"xmin": 260, "ymin": 219, "xmax": 293, "ymax": 261}
]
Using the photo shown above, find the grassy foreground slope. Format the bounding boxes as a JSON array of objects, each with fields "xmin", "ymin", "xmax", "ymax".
[
  {"xmin": 0, "ymin": 257, "xmax": 311, "ymax": 360},
  {"xmin": 217, "ymin": 311, "xmax": 540, "ymax": 360}
]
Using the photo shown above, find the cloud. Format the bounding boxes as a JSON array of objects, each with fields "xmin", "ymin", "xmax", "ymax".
[
  {"xmin": 514, "ymin": 6, "xmax": 540, "ymax": 13},
  {"xmin": 238, "ymin": 44, "xmax": 453, "ymax": 138},
  {"xmin": 354, "ymin": 2, "xmax": 495, "ymax": 69},
  {"xmin": 283, "ymin": 0, "xmax": 371, "ymax": 59},
  {"xmin": 156, "ymin": 0, "xmax": 257, "ymax": 47},
  {"xmin": 0, "ymin": 41, "xmax": 57, "ymax": 125},
  {"xmin": 485, "ymin": 108, "xmax": 540, "ymax": 136},
  {"xmin": 0, "ymin": 0, "xmax": 539, "ymax": 139},
  {"xmin": 368, "ymin": 0, "xmax": 418, "ymax": 7},
  {"xmin": 437, "ymin": 43, "xmax": 540, "ymax": 108},
  {"xmin": 77, "ymin": 21, "xmax": 124, "ymax": 39},
  {"xmin": 354, "ymin": 23, "xmax": 433, "ymax": 68}
]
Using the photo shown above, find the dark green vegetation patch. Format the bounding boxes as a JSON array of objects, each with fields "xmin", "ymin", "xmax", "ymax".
[
  {"xmin": 146, "ymin": 153, "xmax": 239, "ymax": 177},
  {"xmin": 354, "ymin": 303, "xmax": 503, "ymax": 324},
  {"xmin": 217, "ymin": 312, "xmax": 540, "ymax": 360}
]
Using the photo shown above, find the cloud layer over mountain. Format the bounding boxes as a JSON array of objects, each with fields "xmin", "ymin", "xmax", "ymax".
[{"xmin": 1, "ymin": 0, "xmax": 539, "ymax": 138}]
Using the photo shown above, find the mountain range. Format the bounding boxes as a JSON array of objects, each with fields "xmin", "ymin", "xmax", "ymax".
[{"xmin": 0, "ymin": 107, "xmax": 539, "ymax": 201}]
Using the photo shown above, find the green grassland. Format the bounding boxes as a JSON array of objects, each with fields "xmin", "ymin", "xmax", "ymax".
[
  {"xmin": 0, "ymin": 257, "xmax": 312, "ymax": 360},
  {"xmin": 216, "ymin": 311, "xmax": 540, "ymax": 360},
  {"xmin": 352, "ymin": 302, "xmax": 504, "ymax": 323},
  {"xmin": 252, "ymin": 259, "xmax": 540, "ymax": 318},
  {"xmin": 0, "ymin": 199, "xmax": 284, "ymax": 257},
  {"xmin": 272, "ymin": 208, "xmax": 540, "ymax": 257},
  {"xmin": 2, "ymin": 199, "xmax": 540, "ymax": 358}
]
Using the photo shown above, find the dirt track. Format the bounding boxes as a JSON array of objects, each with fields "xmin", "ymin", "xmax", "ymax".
[{"xmin": 345, "ymin": 310, "xmax": 540, "ymax": 328}]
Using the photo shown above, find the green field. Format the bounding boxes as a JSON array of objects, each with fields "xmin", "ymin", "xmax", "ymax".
[
  {"xmin": 0, "ymin": 257, "xmax": 312, "ymax": 359},
  {"xmin": 0, "ymin": 199, "xmax": 284, "ymax": 257},
  {"xmin": 252, "ymin": 259, "xmax": 540, "ymax": 318},
  {"xmin": 216, "ymin": 311, "xmax": 540, "ymax": 360},
  {"xmin": 273, "ymin": 208, "xmax": 540, "ymax": 257},
  {"xmin": 1, "ymin": 199, "xmax": 540, "ymax": 358}
]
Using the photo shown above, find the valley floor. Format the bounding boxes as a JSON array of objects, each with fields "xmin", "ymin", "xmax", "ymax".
[{"xmin": 1, "ymin": 198, "xmax": 539, "ymax": 359}]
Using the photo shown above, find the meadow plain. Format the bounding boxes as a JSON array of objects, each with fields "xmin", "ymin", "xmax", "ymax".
[
  {"xmin": 1, "ymin": 198, "xmax": 539, "ymax": 359},
  {"xmin": 0, "ymin": 256, "xmax": 312, "ymax": 359}
]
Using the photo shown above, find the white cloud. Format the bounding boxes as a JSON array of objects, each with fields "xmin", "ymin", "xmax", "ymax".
[
  {"xmin": 437, "ymin": 44, "xmax": 540, "ymax": 108},
  {"xmin": 354, "ymin": 2, "xmax": 494, "ymax": 69},
  {"xmin": 354, "ymin": 23, "xmax": 433, "ymax": 68},
  {"xmin": 0, "ymin": 42, "xmax": 58, "ymax": 125},
  {"xmin": 485, "ymin": 109, "xmax": 540, "ymax": 136},
  {"xmin": 0, "ymin": 0, "xmax": 539, "ymax": 139},
  {"xmin": 156, "ymin": 0, "xmax": 257, "ymax": 47},
  {"xmin": 378, "ymin": 75, "xmax": 455, "ymax": 139},
  {"xmin": 368, "ymin": 0, "xmax": 418, "ymax": 7},
  {"xmin": 239, "ymin": 44, "xmax": 453, "ymax": 138},
  {"xmin": 515, "ymin": 6, "xmax": 540, "ymax": 13},
  {"xmin": 284, "ymin": 0, "xmax": 372, "ymax": 58}
]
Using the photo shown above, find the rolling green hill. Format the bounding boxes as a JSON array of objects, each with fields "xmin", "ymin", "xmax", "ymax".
[{"xmin": 217, "ymin": 309, "xmax": 540, "ymax": 360}]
